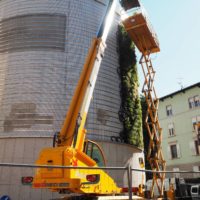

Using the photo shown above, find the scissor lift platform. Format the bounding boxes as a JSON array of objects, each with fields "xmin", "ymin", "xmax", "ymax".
[{"xmin": 122, "ymin": 12, "xmax": 160, "ymax": 54}]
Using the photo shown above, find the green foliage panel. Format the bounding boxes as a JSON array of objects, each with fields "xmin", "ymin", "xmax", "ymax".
[{"xmin": 117, "ymin": 25, "xmax": 143, "ymax": 148}]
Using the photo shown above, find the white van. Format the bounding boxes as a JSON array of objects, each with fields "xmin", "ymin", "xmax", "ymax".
[{"xmin": 191, "ymin": 184, "xmax": 200, "ymax": 200}]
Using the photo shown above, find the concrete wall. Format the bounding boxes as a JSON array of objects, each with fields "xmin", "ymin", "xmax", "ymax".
[
  {"xmin": 98, "ymin": 141, "xmax": 145, "ymax": 187},
  {"xmin": 0, "ymin": 137, "xmax": 60, "ymax": 200},
  {"xmin": 158, "ymin": 85, "xmax": 200, "ymax": 177},
  {"xmin": 0, "ymin": 137, "xmax": 143, "ymax": 199}
]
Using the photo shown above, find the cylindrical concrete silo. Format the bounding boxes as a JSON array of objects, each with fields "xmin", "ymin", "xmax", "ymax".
[{"xmin": 0, "ymin": 0, "xmax": 143, "ymax": 199}]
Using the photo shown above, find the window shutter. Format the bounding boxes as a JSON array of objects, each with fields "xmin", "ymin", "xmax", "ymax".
[
  {"xmin": 177, "ymin": 143, "xmax": 181, "ymax": 158},
  {"xmin": 189, "ymin": 141, "xmax": 196, "ymax": 155},
  {"xmin": 189, "ymin": 97, "xmax": 195, "ymax": 108},
  {"xmin": 193, "ymin": 166, "xmax": 199, "ymax": 172},
  {"xmin": 168, "ymin": 123, "xmax": 173, "ymax": 129},
  {"xmin": 167, "ymin": 146, "xmax": 171, "ymax": 159},
  {"xmin": 173, "ymin": 168, "xmax": 180, "ymax": 178},
  {"xmin": 193, "ymin": 166, "xmax": 199, "ymax": 178},
  {"xmin": 189, "ymin": 98, "xmax": 193, "ymax": 103},
  {"xmin": 194, "ymin": 95, "xmax": 199, "ymax": 103}
]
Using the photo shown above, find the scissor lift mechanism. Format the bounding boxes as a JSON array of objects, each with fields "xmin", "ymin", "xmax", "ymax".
[{"xmin": 122, "ymin": 11, "xmax": 166, "ymax": 197}]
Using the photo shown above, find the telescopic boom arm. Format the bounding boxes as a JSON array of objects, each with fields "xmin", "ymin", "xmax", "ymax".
[{"xmin": 56, "ymin": 0, "xmax": 117, "ymax": 150}]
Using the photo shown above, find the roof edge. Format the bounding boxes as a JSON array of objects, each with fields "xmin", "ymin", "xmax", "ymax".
[{"xmin": 159, "ymin": 82, "xmax": 200, "ymax": 101}]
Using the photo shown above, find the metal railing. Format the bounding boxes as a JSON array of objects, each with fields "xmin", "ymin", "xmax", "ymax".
[{"xmin": 0, "ymin": 163, "xmax": 199, "ymax": 200}]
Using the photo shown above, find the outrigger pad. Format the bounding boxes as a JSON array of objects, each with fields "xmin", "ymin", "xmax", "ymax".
[{"xmin": 120, "ymin": 0, "xmax": 141, "ymax": 11}]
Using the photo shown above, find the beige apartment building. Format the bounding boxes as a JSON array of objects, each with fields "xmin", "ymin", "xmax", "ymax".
[{"xmin": 158, "ymin": 82, "xmax": 200, "ymax": 178}]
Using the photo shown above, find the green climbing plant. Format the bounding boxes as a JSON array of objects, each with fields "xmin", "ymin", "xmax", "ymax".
[{"xmin": 117, "ymin": 25, "xmax": 143, "ymax": 148}]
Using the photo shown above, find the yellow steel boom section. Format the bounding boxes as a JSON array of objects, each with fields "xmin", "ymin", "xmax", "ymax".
[
  {"xmin": 58, "ymin": 38, "xmax": 104, "ymax": 149},
  {"xmin": 57, "ymin": 0, "xmax": 117, "ymax": 149}
]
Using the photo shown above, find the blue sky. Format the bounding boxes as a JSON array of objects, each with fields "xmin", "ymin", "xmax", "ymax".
[{"xmin": 128, "ymin": 1, "xmax": 200, "ymax": 97}]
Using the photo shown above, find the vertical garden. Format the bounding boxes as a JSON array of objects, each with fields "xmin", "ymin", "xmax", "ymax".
[{"xmin": 117, "ymin": 25, "xmax": 143, "ymax": 148}]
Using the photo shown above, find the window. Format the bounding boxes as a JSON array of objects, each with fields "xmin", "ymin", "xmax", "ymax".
[
  {"xmin": 191, "ymin": 187, "xmax": 197, "ymax": 193},
  {"xmin": 166, "ymin": 105, "xmax": 173, "ymax": 116},
  {"xmin": 168, "ymin": 123, "xmax": 175, "ymax": 136},
  {"xmin": 194, "ymin": 140, "xmax": 200, "ymax": 155},
  {"xmin": 0, "ymin": 14, "xmax": 66, "ymax": 53},
  {"xmin": 198, "ymin": 131, "xmax": 200, "ymax": 144},
  {"xmin": 189, "ymin": 140, "xmax": 200, "ymax": 155},
  {"xmin": 171, "ymin": 144, "xmax": 178, "ymax": 158},
  {"xmin": 188, "ymin": 95, "xmax": 200, "ymax": 109},
  {"xmin": 167, "ymin": 143, "xmax": 181, "ymax": 159},
  {"xmin": 84, "ymin": 141, "xmax": 106, "ymax": 167},
  {"xmin": 194, "ymin": 96, "xmax": 200, "ymax": 107},
  {"xmin": 189, "ymin": 97, "xmax": 195, "ymax": 109},
  {"xmin": 192, "ymin": 116, "xmax": 200, "ymax": 131}
]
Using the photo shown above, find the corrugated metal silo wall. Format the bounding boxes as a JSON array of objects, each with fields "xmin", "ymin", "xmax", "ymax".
[
  {"xmin": 0, "ymin": 0, "xmax": 121, "ymax": 140},
  {"xmin": 0, "ymin": 0, "xmax": 122, "ymax": 199}
]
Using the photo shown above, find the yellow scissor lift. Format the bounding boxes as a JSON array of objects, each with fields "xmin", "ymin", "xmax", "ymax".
[{"xmin": 122, "ymin": 4, "xmax": 166, "ymax": 198}]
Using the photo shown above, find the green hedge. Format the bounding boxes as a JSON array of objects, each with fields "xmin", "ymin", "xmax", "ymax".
[{"xmin": 117, "ymin": 25, "xmax": 143, "ymax": 148}]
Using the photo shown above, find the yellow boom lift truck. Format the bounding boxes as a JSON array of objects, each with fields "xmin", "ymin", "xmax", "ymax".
[
  {"xmin": 33, "ymin": 0, "xmax": 123, "ymax": 196},
  {"xmin": 33, "ymin": 0, "xmax": 166, "ymax": 199}
]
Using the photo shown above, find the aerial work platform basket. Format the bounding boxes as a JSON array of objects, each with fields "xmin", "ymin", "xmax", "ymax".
[
  {"xmin": 122, "ymin": 12, "xmax": 160, "ymax": 55},
  {"xmin": 119, "ymin": 0, "xmax": 141, "ymax": 11}
]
